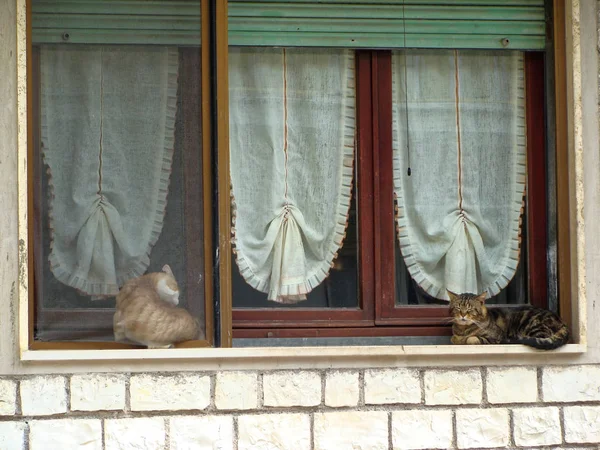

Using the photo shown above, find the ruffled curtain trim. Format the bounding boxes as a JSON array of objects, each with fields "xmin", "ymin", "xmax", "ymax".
[
  {"xmin": 392, "ymin": 51, "xmax": 526, "ymax": 299},
  {"xmin": 230, "ymin": 50, "xmax": 355, "ymax": 303}
]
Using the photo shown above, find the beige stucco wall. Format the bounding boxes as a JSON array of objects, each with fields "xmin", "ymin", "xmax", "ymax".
[{"xmin": 1, "ymin": 0, "xmax": 600, "ymax": 448}]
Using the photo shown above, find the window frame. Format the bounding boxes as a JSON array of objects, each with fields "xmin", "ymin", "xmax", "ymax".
[
  {"xmin": 26, "ymin": 0, "xmax": 216, "ymax": 350},
  {"xmin": 21, "ymin": 0, "xmax": 576, "ymax": 351},
  {"xmin": 231, "ymin": 49, "xmax": 553, "ymax": 338},
  {"xmin": 226, "ymin": 0, "xmax": 573, "ymax": 342}
]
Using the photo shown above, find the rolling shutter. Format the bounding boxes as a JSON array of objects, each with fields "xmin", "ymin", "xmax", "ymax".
[
  {"xmin": 229, "ymin": 0, "xmax": 546, "ymax": 50},
  {"xmin": 32, "ymin": 0, "xmax": 201, "ymax": 45},
  {"xmin": 33, "ymin": 0, "xmax": 545, "ymax": 50}
]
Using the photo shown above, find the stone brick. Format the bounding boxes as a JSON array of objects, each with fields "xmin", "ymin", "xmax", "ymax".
[
  {"xmin": 130, "ymin": 373, "xmax": 210, "ymax": 411},
  {"xmin": 486, "ymin": 367, "xmax": 538, "ymax": 404},
  {"xmin": 543, "ymin": 365, "xmax": 600, "ymax": 402},
  {"xmin": 456, "ymin": 408, "xmax": 509, "ymax": 449},
  {"xmin": 105, "ymin": 417, "xmax": 165, "ymax": 450},
  {"xmin": 238, "ymin": 413, "xmax": 310, "ymax": 450},
  {"xmin": 20, "ymin": 376, "xmax": 67, "ymax": 416},
  {"xmin": 70, "ymin": 373, "xmax": 126, "ymax": 411},
  {"xmin": 314, "ymin": 411, "xmax": 388, "ymax": 450},
  {"xmin": 263, "ymin": 371, "xmax": 321, "ymax": 407},
  {"xmin": 392, "ymin": 410, "xmax": 452, "ymax": 450},
  {"xmin": 325, "ymin": 371, "xmax": 359, "ymax": 407},
  {"xmin": 30, "ymin": 419, "xmax": 102, "ymax": 450},
  {"xmin": 0, "ymin": 378, "xmax": 17, "ymax": 414},
  {"xmin": 564, "ymin": 406, "xmax": 600, "ymax": 443},
  {"xmin": 215, "ymin": 371, "xmax": 258, "ymax": 410},
  {"xmin": 170, "ymin": 416, "xmax": 234, "ymax": 450},
  {"xmin": 424, "ymin": 370, "xmax": 482, "ymax": 405},
  {"xmin": 365, "ymin": 368, "xmax": 421, "ymax": 405},
  {"xmin": 513, "ymin": 407, "xmax": 561, "ymax": 446},
  {"xmin": 0, "ymin": 422, "xmax": 26, "ymax": 450}
]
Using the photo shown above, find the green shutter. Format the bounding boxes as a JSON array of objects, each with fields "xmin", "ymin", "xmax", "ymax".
[
  {"xmin": 33, "ymin": 0, "xmax": 545, "ymax": 50},
  {"xmin": 229, "ymin": 0, "xmax": 546, "ymax": 49},
  {"xmin": 32, "ymin": 0, "xmax": 202, "ymax": 45}
]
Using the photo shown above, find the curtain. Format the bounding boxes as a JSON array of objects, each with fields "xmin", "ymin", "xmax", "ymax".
[
  {"xmin": 229, "ymin": 48, "xmax": 355, "ymax": 303},
  {"xmin": 41, "ymin": 46, "xmax": 178, "ymax": 296},
  {"xmin": 392, "ymin": 50, "xmax": 526, "ymax": 299}
]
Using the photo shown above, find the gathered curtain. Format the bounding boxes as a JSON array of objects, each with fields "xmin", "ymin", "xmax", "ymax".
[
  {"xmin": 392, "ymin": 50, "xmax": 526, "ymax": 299},
  {"xmin": 41, "ymin": 45, "xmax": 178, "ymax": 296},
  {"xmin": 229, "ymin": 48, "xmax": 355, "ymax": 303}
]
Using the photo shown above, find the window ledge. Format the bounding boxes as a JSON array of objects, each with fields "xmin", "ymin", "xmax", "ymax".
[{"xmin": 21, "ymin": 343, "xmax": 586, "ymax": 363}]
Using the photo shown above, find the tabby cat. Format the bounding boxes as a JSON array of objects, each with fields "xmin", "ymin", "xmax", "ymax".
[
  {"xmin": 448, "ymin": 290, "xmax": 569, "ymax": 350},
  {"xmin": 113, "ymin": 265, "xmax": 199, "ymax": 348}
]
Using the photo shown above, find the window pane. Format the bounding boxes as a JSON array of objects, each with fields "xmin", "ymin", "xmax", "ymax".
[
  {"xmin": 392, "ymin": 49, "xmax": 529, "ymax": 306},
  {"xmin": 233, "ymin": 185, "xmax": 359, "ymax": 309},
  {"xmin": 229, "ymin": 47, "xmax": 359, "ymax": 309},
  {"xmin": 394, "ymin": 227, "xmax": 528, "ymax": 306},
  {"xmin": 33, "ymin": 44, "xmax": 205, "ymax": 344}
]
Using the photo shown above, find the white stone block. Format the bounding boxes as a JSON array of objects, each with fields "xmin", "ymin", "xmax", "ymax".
[
  {"xmin": 0, "ymin": 379, "xmax": 17, "ymax": 414},
  {"xmin": 238, "ymin": 413, "xmax": 310, "ymax": 450},
  {"xmin": 20, "ymin": 376, "xmax": 67, "ymax": 416},
  {"xmin": 325, "ymin": 371, "xmax": 359, "ymax": 407},
  {"xmin": 564, "ymin": 406, "xmax": 600, "ymax": 443},
  {"xmin": 30, "ymin": 419, "xmax": 102, "ymax": 450},
  {"xmin": 365, "ymin": 369, "xmax": 421, "ymax": 405},
  {"xmin": 314, "ymin": 411, "xmax": 388, "ymax": 450},
  {"xmin": 513, "ymin": 407, "xmax": 561, "ymax": 446},
  {"xmin": 170, "ymin": 416, "xmax": 234, "ymax": 450},
  {"xmin": 486, "ymin": 367, "xmax": 538, "ymax": 404},
  {"xmin": 263, "ymin": 371, "xmax": 321, "ymax": 407},
  {"xmin": 70, "ymin": 373, "xmax": 126, "ymax": 411},
  {"xmin": 0, "ymin": 422, "xmax": 26, "ymax": 450},
  {"xmin": 392, "ymin": 410, "xmax": 452, "ymax": 449},
  {"xmin": 456, "ymin": 408, "xmax": 509, "ymax": 449},
  {"xmin": 105, "ymin": 417, "xmax": 165, "ymax": 450},
  {"xmin": 130, "ymin": 373, "xmax": 210, "ymax": 411},
  {"xmin": 215, "ymin": 371, "xmax": 258, "ymax": 410},
  {"xmin": 424, "ymin": 370, "xmax": 482, "ymax": 405},
  {"xmin": 543, "ymin": 365, "xmax": 600, "ymax": 402}
]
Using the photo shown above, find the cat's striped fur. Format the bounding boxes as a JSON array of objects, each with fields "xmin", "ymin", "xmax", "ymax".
[{"xmin": 448, "ymin": 290, "xmax": 569, "ymax": 350}]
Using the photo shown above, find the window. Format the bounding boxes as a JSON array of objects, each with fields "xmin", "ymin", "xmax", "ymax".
[
  {"xmin": 27, "ymin": 0, "xmax": 571, "ymax": 349},
  {"xmin": 30, "ymin": 0, "xmax": 213, "ymax": 347},
  {"xmin": 227, "ymin": 1, "xmax": 564, "ymax": 343}
]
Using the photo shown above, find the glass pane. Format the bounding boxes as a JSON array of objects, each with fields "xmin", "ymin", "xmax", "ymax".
[
  {"xmin": 229, "ymin": 47, "xmax": 359, "ymax": 309},
  {"xmin": 394, "ymin": 229, "xmax": 528, "ymax": 306},
  {"xmin": 392, "ymin": 49, "xmax": 529, "ymax": 306},
  {"xmin": 33, "ymin": 37, "xmax": 205, "ymax": 342},
  {"xmin": 233, "ymin": 184, "xmax": 358, "ymax": 309}
]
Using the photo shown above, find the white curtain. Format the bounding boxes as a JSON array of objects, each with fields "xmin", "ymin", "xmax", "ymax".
[
  {"xmin": 41, "ymin": 46, "xmax": 178, "ymax": 296},
  {"xmin": 229, "ymin": 48, "xmax": 355, "ymax": 303},
  {"xmin": 392, "ymin": 50, "xmax": 526, "ymax": 299}
]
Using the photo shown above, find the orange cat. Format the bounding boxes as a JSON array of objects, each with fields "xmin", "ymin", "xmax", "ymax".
[{"xmin": 113, "ymin": 265, "xmax": 199, "ymax": 348}]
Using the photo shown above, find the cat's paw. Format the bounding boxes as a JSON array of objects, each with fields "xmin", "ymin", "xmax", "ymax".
[{"xmin": 466, "ymin": 336, "xmax": 481, "ymax": 345}]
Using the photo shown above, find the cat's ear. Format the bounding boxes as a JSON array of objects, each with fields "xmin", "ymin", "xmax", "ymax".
[
  {"xmin": 162, "ymin": 264, "xmax": 174, "ymax": 276},
  {"xmin": 476, "ymin": 292, "xmax": 487, "ymax": 305},
  {"xmin": 446, "ymin": 290, "xmax": 459, "ymax": 302}
]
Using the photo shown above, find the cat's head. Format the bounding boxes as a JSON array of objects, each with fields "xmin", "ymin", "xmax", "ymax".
[
  {"xmin": 447, "ymin": 290, "xmax": 488, "ymax": 325},
  {"xmin": 156, "ymin": 264, "xmax": 180, "ymax": 306}
]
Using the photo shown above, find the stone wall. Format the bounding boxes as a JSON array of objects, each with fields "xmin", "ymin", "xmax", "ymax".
[{"xmin": 1, "ymin": 365, "xmax": 599, "ymax": 449}]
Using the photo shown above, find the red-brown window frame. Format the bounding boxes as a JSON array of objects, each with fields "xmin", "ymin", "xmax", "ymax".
[{"xmin": 233, "ymin": 49, "xmax": 549, "ymax": 339}]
